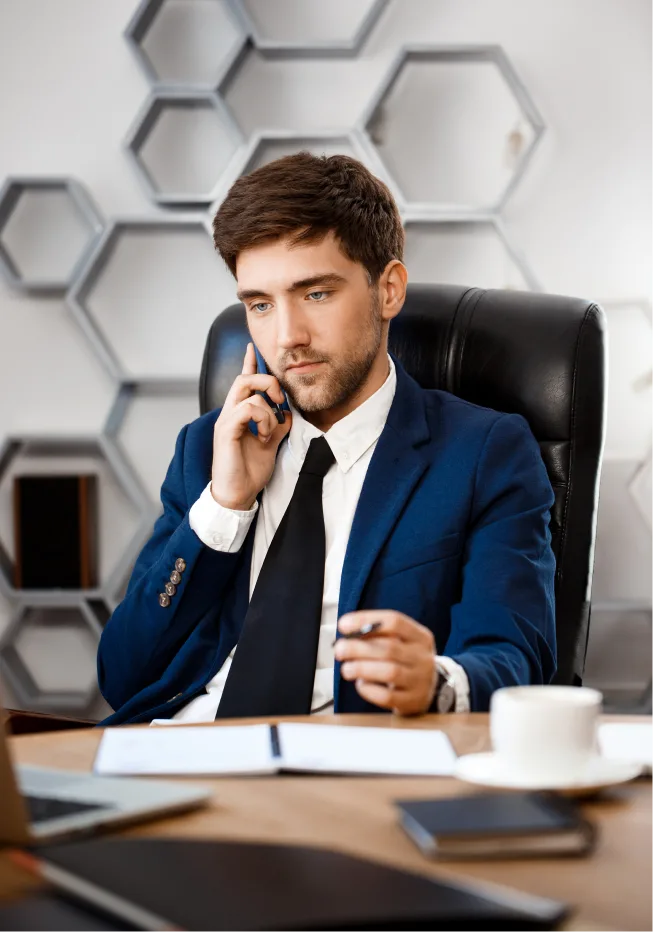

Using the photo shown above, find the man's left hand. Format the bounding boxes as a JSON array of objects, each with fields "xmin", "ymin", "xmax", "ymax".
[{"xmin": 334, "ymin": 610, "xmax": 438, "ymax": 716}]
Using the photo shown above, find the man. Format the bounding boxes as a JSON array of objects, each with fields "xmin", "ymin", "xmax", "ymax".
[{"xmin": 97, "ymin": 153, "xmax": 556, "ymax": 725}]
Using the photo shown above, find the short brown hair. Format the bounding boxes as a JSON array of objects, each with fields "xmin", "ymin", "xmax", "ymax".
[{"xmin": 212, "ymin": 151, "xmax": 404, "ymax": 283}]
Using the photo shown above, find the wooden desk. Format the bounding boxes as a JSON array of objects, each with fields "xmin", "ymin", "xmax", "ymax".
[{"xmin": 3, "ymin": 713, "xmax": 651, "ymax": 931}]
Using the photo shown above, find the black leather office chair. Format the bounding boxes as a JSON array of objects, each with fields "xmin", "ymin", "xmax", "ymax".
[{"xmin": 200, "ymin": 284, "xmax": 607, "ymax": 687}]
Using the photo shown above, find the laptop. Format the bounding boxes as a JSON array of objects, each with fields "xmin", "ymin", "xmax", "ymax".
[{"xmin": 0, "ymin": 710, "xmax": 211, "ymax": 845}]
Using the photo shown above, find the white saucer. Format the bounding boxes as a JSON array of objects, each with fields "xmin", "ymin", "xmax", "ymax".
[{"xmin": 454, "ymin": 752, "xmax": 642, "ymax": 797}]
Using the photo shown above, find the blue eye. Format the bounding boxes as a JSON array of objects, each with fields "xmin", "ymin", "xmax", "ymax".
[
  {"xmin": 252, "ymin": 302, "xmax": 271, "ymax": 313},
  {"xmin": 307, "ymin": 291, "xmax": 328, "ymax": 301}
]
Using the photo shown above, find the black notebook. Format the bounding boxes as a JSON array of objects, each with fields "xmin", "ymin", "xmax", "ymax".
[
  {"xmin": 28, "ymin": 838, "xmax": 569, "ymax": 930},
  {"xmin": 396, "ymin": 792, "xmax": 596, "ymax": 860}
]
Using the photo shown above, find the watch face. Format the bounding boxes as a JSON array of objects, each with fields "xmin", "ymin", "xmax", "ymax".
[{"xmin": 436, "ymin": 679, "xmax": 456, "ymax": 714}]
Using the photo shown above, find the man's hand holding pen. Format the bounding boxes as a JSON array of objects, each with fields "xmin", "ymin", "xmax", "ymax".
[{"xmin": 334, "ymin": 611, "xmax": 439, "ymax": 716}]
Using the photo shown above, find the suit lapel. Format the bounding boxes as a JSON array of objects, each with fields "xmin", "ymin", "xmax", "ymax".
[
  {"xmin": 334, "ymin": 363, "xmax": 431, "ymax": 712},
  {"xmin": 337, "ymin": 361, "xmax": 431, "ymax": 619}
]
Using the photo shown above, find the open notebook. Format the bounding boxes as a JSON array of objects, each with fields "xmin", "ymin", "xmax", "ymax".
[{"xmin": 94, "ymin": 724, "xmax": 457, "ymax": 777}]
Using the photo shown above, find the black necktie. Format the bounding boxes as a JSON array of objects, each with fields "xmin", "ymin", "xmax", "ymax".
[{"xmin": 216, "ymin": 436, "xmax": 336, "ymax": 718}]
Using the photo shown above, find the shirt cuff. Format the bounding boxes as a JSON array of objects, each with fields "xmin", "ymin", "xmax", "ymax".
[
  {"xmin": 437, "ymin": 655, "xmax": 470, "ymax": 713},
  {"xmin": 189, "ymin": 482, "xmax": 258, "ymax": 552}
]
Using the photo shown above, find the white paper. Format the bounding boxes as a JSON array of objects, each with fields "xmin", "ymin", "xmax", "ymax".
[
  {"xmin": 94, "ymin": 724, "xmax": 276, "ymax": 776},
  {"xmin": 599, "ymin": 722, "xmax": 652, "ymax": 774},
  {"xmin": 277, "ymin": 724, "xmax": 457, "ymax": 776}
]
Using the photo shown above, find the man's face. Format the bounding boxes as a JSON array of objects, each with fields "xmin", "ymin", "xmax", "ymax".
[{"xmin": 235, "ymin": 232, "xmax": 383, "ymax": 414}]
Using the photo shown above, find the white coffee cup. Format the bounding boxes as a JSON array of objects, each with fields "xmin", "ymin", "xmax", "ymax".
[{"xmin": 490, "ymin": 685, "xmax": 602, "ymax": 783}]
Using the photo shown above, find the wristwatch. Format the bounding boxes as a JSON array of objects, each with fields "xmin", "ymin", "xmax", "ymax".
[{"xmin": 432, "ymin": 660, "xmax": 456, "ymax": 713}]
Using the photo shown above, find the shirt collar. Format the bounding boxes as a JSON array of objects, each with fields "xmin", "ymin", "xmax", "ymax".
[{"xmin": 288, "ymin": 355, "xmax": 396, "ymax": 474}]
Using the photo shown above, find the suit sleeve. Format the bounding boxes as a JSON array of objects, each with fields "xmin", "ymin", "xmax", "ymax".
[
  {"xmin": 97, "ymin": 422, "xmax": 245, "ymax": 711},
  {"xmin": 444, "ymin": 413, "xmax": 557, "ymax": 710}
]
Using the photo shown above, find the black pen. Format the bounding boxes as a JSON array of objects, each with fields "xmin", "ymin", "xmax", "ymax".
[{"xmin": 332, "ymin": 621, "xmax": 382, "ymax": 647}]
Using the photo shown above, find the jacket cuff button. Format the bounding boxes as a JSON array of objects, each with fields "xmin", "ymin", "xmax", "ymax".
[
  {"xmin": 159, "ymin": 593, "xmax": 171, "ymax": 608},
  {"xmin": 175, "ymin": 558, "xmax": 186, "ymax": 573}
]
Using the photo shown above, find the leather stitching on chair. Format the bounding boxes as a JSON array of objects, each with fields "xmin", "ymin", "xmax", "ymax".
[
  {"xmin": 556, "ymin": 304, "xmax": 596, "ymax": 590},
  {"xmin": 446, "ymin": 287, "xmax": 483, "ymax": 395},
  {"xmin": 440, "ymin": 287, "xmax": 473, "ymax": 391},
  {"xmin": 557, "ymin": 304, "xmax": 600, "ymax": 684}
]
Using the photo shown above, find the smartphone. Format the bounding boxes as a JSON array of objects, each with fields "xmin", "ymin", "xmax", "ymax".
[{"xmin": 253, "ymin": 343, "xmax": 289, "ymax": 424}]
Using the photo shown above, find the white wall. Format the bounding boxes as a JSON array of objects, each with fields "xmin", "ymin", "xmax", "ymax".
[{"xmin": 0, "ymin": 0, "xmax": 650, "ymax": 714}]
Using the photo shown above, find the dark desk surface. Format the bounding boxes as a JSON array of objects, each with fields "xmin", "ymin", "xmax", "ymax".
[{"xmin": 3, "ymin": 712, "xmax": 651, "ymax": 931}]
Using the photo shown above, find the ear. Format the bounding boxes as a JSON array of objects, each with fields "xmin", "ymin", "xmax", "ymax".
[{"xmin": 378, "ymin": 259, "xmax": 408, "ymax": 322}]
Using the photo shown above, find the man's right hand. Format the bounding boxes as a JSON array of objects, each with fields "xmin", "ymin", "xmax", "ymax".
[{"xmin": 210, "ymin": 343, "xmax": 292, "ymax": 511}]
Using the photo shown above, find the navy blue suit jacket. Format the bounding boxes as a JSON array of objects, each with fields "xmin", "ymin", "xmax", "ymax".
[{"xmin": 97, "ymin": 360, "xmax": 556, "ymax": 724}]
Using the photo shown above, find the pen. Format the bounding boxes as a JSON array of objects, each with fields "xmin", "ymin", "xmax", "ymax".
[{"xmin": 333, "ymin": 621, "xmax": 382, "ymax": 647}]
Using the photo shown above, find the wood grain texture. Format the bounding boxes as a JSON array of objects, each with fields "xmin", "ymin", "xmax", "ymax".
[{"xmin": 4, "ymin": 713, "xmax": 652, "ymax": 931}]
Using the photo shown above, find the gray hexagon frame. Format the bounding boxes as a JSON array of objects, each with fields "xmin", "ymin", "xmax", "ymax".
[
  {"xmin": 104, "ymin": 379, "xmax": 199, "ymax": 507},
  {"xmin": 600, "ymin": 299, "xmax": 652, "ymax": 519},
  {"xmin": 0, "ymin": 434, "xmax": 154, "ymax": 604},
  {"xmin": 591, "ymin": 600, "xmax": 652, "ymax": 714},
  {"xmin": 402, "ymin": 211, "xmax": 543, "ymax": 292},
  {"xmin": 232, "ymin": 0, "xmax": 389, "ymax": 57},
  {"xmin": 67, "ymin": 216, "xmax": 214, "ymax": 382},
  {"xmin": 0, "ymin": 177, "xmax": 103, "ymax": 296},
  {"xmin": 125, "ymin": 89, "xmax": 245, "ymax": 206},
  {"xmin": 125, "ymin": 0, "xmax": 248, "ymax": 89},
  {"xmin": 209, "ymin": 127, "xmax": 377, "ymax": 209},
  {"xmin": 356, "ymin": 45, "xmax": 546, "ymax": 216},
  {"xmin": 0, "ymin": 597, "xmax": 104, "ymax": 711}
]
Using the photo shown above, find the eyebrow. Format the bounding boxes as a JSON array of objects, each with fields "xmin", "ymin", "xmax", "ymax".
[{"xmin": 237, "ymin": 273, "xmax": 348, "ymax": 303}]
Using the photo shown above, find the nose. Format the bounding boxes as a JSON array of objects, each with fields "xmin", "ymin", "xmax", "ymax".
[{"xmin": 276, "ymin": 303, "xmax": 311, "ymax": 351}]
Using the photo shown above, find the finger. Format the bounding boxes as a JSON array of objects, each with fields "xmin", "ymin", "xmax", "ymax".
[
  {"xmin": 354, "ymin": 680, "xmax": 425, "ymax": 716},
  {"xmin": 380, "ymin": 614, "xmax": 434, "ymax": 650},
  {"xmin": 337, "ymin": 611, "xmax": 395, "ymax": 636},
  {"xmin": 339, "ymin": 611, "xmax": 431, "ymax": 646},
  {"xmin": 270, "ymin": 406, "xmax": 292, "ymax": 444},
  {"xmin": 226, "ymin": 373, "xmax": 287, "ymax": 408},
  {"xmin": 334, "ymin": 636, "xmax": 413, "ymax": 665},
  {"xmin": 340, "ymin": 660, "xmax": 411, "ymax": 689},
  {"xmin": 353, "ymin": 680, "xmax": 396, "ymax": 710},
  {"xmin": 243, "ymin": 396, "xmax": 278, "ymax": 441},
  {"xmin": 230, "ymin": 398, "xmax": 277, "ymax": 441},
  {"xmin": 241, "ymin": 342, "xmax": 257, "ymax": 377},
  {"xmin": 237, "ymin": 394, "xmax": 292, "ymax": 446}
]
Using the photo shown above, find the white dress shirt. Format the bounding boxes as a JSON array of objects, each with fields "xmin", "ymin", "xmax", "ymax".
[{"xmin": 176, "ymin": 356, "xmax": 469, "ymax": 722}]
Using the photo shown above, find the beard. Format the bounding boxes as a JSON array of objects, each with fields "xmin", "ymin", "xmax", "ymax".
[{"xmin": 277, "ymin": 291, "xmax": 384, "ymax": 415}]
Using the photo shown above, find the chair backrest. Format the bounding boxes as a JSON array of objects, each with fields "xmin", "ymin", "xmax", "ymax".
[{"xmin": 200, "ymin": 284, "xmax": 607, "ymax": 686}]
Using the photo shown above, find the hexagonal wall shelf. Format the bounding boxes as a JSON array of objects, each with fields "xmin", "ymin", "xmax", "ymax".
[
  {"xmin": 0, "ymin": 435, "xmax": 153, "ymax": 604},
  {"xmin": 592, "ymin": 459, "xmax": 652, "ymax": 605},
  {"xmin": 402, "ymin": 214, "xmax": 542, "ymax": 292},
  {"xmin": 0, "ymin": 599, "xmax": 104, "ymax": 712},
  {"xmin": 125, "ymin": 90, "xmax": 244, "ymax": 206},
  {"xmin": 601, "ymin": 300, "xmax": 652, "ymax": 461},
  {"xmin": 234, "ymin": 0, "xmax": 389, "ymax": 56},
  {"xmin": 67, "ymin": 217, "xmax": 237, "ymax": 383},
  {"xmin": 125, "ymin": 0, "xmax": 248, "ymax": 89},
  {"xmin": 584, "ymin": 603, "xmax": 652, "ymax": 710},
  {"xmin": 630, "ymin": 454, "xmax": 652, "ymax": 531},
  {"xmin": 105, "ymin": 380, "xmax": 199, "ymax": 506},
  {"xmin": 356, "ymin": 45, "xmax": 546, "ymax": 215},
  {"xmin": 210, "ymin": 128, "xmax": 375, "ymax": 203},
  {"xmin": 0, "ymin": 178, "xmax": 103, "ymax": 295}
]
